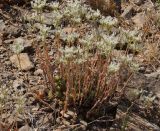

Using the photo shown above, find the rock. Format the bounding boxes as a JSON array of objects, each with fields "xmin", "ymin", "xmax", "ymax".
[
  {"xmin": 1, "ymin": 113, "xmax": 10, "ymax": 120},
  {"xmin": 4, "ymin": 39, "xmax": 14, "ymax": 44},
  {"xmin": 7, "ymin": 115, "xmax": 15, "ymax": 124},
  {"xmin": 157, "ymin": 93, "xmax": 160, "ymax": 99},
  {"xmin": 38, "ymin": 115, "xmax": 49, "ymax": 125},
  {"xmin": 13, "ymin": 79, "xmax": 24, "ymax": 90},
  {"xmin": 56, "ymin": 117, "xmax": 62, "ymax": 124},
  {"xmin": 132, "ymin": 12, "xmax": 147, "ymax": 28},
  {"xmin": 34, "ymin": 69, "xmax": 43, "ymax": 75},
  {"xmin": 60, "ymin": 111, "xmax": 71, "ymax": 119},
  {"xmin": 70, "ymin": 117, "xmax": 79, "ymax": 125},
  {"xmin": 19, "ymin": 125, "xmax": 33, "ymax": 131},
  {"xmin": 16, "ymin": 117, "xmax": 26, "ymax": 127},
  {"xmin": 0, "ymin": 46, "xmax": 6, "ymax": 53},
  {"xmin": 139, "ymin": 66, "xmax": 146, "ymax": 73},
  {"xmin": 5, "ymin": 60, "xmax": 12, "ymax": 66},
  {"xmin": 4, "ymin": 25, "xmax": 21, "ymax": 37},
  {"xmin": 1, "ymin": 72, "xmax": 14, "ymax": 80},
  {"xmin": 78, "ymin": 125, "xmax": 87, "ymax": 131},
  {"xmin": 10, "ymin": 53, "xmax": 34, "ymax": 71},
  {"xmin": 80, "ymin": 120, "xmax": 88, "ymax": 126},
  {"xmin": 121, "ymin": 5, "xmax": 134, "ymax": 19},
  {"xmin": 28, "ymin": 97, "xmax": 36, "ymax": 105},
  {"xmin": 31, "ymin": 107, "xmax": 39, "ymax": 111},
  {"xmin": 145, "ymin": 69, "xmax": 160, "ymax": 78},
  {"xmin": 0, "ymin": 20, "xmax": 5, "ymax": 32},
  {"xmin": 132, "ymin": 0, "xmax": 144, "ymax": 6},
  {"xmin": 54, "ymin": 125, "xmax": 69, "ymax": 131},
  {"xmin": 62, "ymin": 119, "xmax": 70, "ymax": 126},
  {"xmin": 66, "ymin": 110, "xmax": 75, "ymax": 117},
  {"xmin": 24, "ymin": 39, "xmax": 33, "ymax": 49},
  {"xmin": 13, "ymin": 79, "xmax": 26, "ymax": 94},
  {"xmin": 60, "ymin": 110, "xmax": 76, "ymax": 120},
  {"xmin": 0, "ymin": 38, "xmax": 2, "ymax": 45},
  {"xmin": 141, "ymin": 0, "xmax": 155, "ymax": 11},
  {"xmin": 117, "ymin": 109, "xmax": 160, "ymax": 131},
  {"xmin": 0, "ymin": 122, "xmax": 10, "ymax": 131},
  {"xmin": 145, "ymin": 68, "xmax": 152, "ymax": 74}
]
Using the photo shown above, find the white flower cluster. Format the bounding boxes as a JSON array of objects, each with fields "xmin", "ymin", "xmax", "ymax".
[
  {"xmin": 60, "ymin": 31, "xmax": 79, "ymax": 43},
  {"xmin": 119, "ymin": 27, "xmax": 142, "ymax": 43},
  {"xmin": 11, "ymin": 38, "xmax": 24, "ymax": 54},
  {"xmin": 0, "ymin": 85, "xmax": 9, "ymax": 111},
  {"xmin": 48, "ymin": 0, "xmax": 87, "ymax": 28},
  {"xmin": 62, "ymin": 0, "xmax": 88, "ymax": 23},
  {"xmin": 96, "ymin": 40, "xmax": 113, "ymax": 55},
  {"xmin": 52, "ymin": 11, "xmax": 63, "ymax": 28},
  {"xmin": 50, "ymin": 1, "xmax": 60, "ymax": 10},
  {"xmin": 120, "ymin": 55, "xmax": 139, "ymax": 71},
  {"xmin": 27, "ymin": 0, "xmax": 47, "ymax": 25},
  {"xmin": 30, "ymin": 12, "xmax": 39, "ymax": 20},
  {"xmin": 58, "ymin": 46, "xmax": 88, "ymax": 64},
  {"xmin": 14, "ymin": 95, "xmax": 26, "ymax": 114},
  {"xmin": 0, "ymin": 86, "xmax": 9, "ymax": 103},
  {"xmin": 80, "ymin": 30, "xmax": 119, "ymax": 56},
  {"xmin": 102, "ymin": 33, "xmax": 119, "ymax": 45},
  {"xmin": 79, "ymin": 33, "xmax": 95, "ymax": 50},
  {"xmin": 38, "ymin": 24, "xmax": 51, "ymax": 41},
  {"xmin": 99, "ymin": 16, "xmax": 118, "ymax": 28},
  {"xmin": 49, "ymin": 0, "xmax": 101, "ymax": 26},
  {"xmin": 119, "ymin": 28, "xmax": 142, "ymax": 51},
  {"xmin": 120, "ymin": 55, "xmax": 133, "ymax": 63},
  {"xmin": 123, "ymin": 28, "xmax": 142, "ymax": 42},
  {"xmin": 108, "ymin": 61, "xmax": 120, "ymax": 73},
  {"xmin": 31, "ymin": 0, "xmax": 46, "ymax": 12},
  {"xmin": 86, "ymin": 9, "xmax": 101, "ymax": 20}
]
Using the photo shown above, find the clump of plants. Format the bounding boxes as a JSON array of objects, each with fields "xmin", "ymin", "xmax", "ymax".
[
  {"xmin": 28, "ymin": 0, "xmax": 141, "ymax": 121},
  {"xmin": 0, "ymin": 82, "xmax": 27, "ymax": 129}
]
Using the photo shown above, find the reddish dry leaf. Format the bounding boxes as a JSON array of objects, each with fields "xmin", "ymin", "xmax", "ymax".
[{"xmin": 34, "ymin": 90, "xmax": 45, "ymax": 100}]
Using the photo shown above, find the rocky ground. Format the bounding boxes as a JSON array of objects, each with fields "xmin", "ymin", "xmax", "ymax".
[{"xmin": 0, "ymin": 0, "xmax": 160, "ymax": 131}]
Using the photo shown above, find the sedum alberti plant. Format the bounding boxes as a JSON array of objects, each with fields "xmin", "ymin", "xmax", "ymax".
[{"xmin": 28, "ymin": 0, "xmax": 140, "ymax": 119}]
